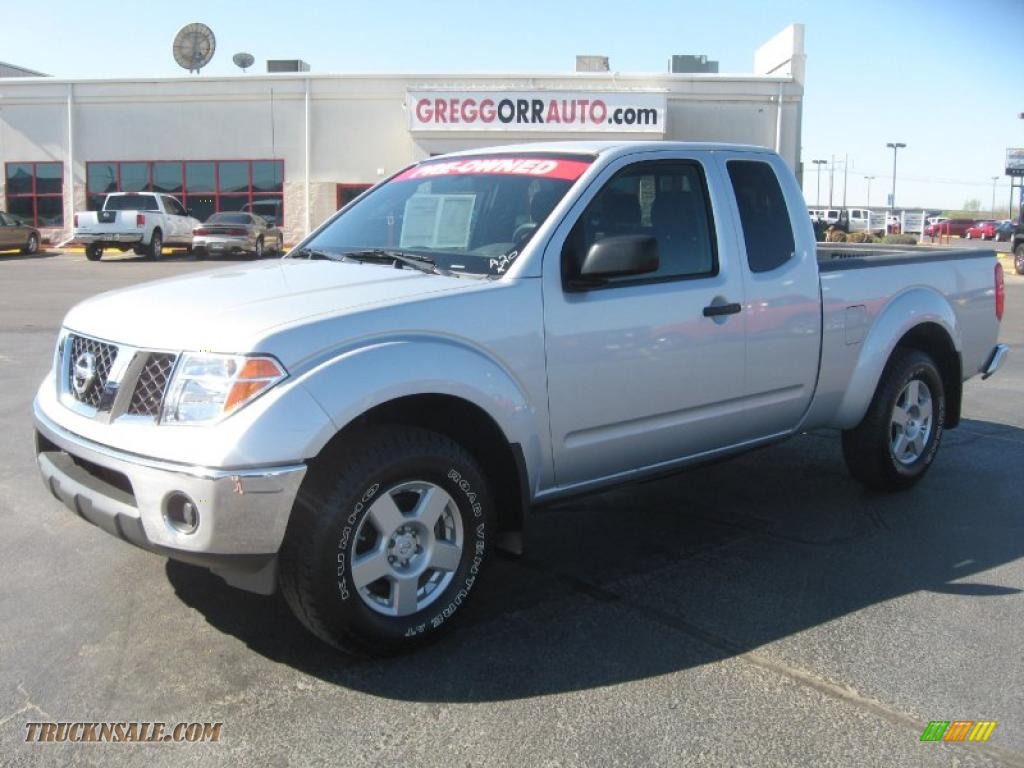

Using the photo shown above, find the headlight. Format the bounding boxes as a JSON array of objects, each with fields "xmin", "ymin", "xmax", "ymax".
[{"xmin": 161, "ymin": 353, "xmax": 286, "ymax": 425}]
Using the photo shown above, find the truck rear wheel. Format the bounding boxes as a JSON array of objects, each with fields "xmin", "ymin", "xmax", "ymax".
[
  {"xmin": 1014, "ymin": 244, "xmax": 1024, "ymax": 276},
  {"xmin": 85, "ymin": 244, "xmax": 103, "ymax": 261},
  {"xmin": 841, "ymin": 349, "xmax": 945, "ymax": 492},
  {"xmin": 148, "ymin": 229, "xmax": 163, "ymax": 260},
  {"xmin": 279, "ymin": 426, "xmax": 493, "ymax": 654}
]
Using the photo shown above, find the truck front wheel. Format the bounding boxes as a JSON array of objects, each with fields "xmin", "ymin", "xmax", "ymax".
[
  {"xmin": 1014, "ymin": 244, "xmax": 1024, "ymax": 276},
  {"xmin": 279, "ymin": 426, "xmax": 493, "ymax": 654},
  {"xmin": 842, "ymin": 349, "xmax": 945, "ymax": 492}
]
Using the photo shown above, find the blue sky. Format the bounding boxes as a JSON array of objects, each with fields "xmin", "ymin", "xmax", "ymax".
[{"xmin": 3, "ymin": 0, "xmax": 1022, "ymax": 211}]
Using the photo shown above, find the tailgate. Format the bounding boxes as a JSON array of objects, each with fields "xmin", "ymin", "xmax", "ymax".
[{"xmin": 75, "ymin": 210, "xmax": 139, "ymax": 233}]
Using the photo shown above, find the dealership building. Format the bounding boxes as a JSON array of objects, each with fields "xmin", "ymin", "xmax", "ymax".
[{"xmin": 0, "ymin": 25, "xmax": 805, "ymax": 245}]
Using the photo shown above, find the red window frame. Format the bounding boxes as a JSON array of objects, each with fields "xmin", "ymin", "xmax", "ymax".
[
  {"xmin": 85, "ymin": 160, "xmax": 284, "ymax": 223},
  {"xmin": 4, "ymin": 161, "xmax": 64, "ymax": 227},
  {"xmin": 336, "ymin": 183, "xmax": 372, "ymax": 210}
]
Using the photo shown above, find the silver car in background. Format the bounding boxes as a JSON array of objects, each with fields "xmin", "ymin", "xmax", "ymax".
[{"xmin": 192, "ymin": 212, "xmax": 284, "ymax": 259}]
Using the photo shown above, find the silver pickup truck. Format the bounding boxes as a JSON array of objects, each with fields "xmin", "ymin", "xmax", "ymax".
[{"xmin": 34, "ymin": 142, "xmax": 1008, "ymax": 653}]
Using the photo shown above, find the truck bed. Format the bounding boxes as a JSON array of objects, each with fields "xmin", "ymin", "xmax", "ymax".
[{"xmin": 805, "ymin": 243, "xmax": 1000, "ymax": 432}]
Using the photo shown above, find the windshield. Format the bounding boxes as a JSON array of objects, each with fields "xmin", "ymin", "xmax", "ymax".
[{"xmin": 302, "ymin": 154, "xmax": 592, "ymax": 275}]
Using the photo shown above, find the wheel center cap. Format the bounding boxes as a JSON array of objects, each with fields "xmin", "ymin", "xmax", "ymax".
[{"xmin": 393, "ymin": 532, "xmax": 417, "ymax": 560}]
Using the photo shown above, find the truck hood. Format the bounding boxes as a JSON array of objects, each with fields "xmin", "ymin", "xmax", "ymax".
[{"xmin": 63, "ymin": 259, "xmax": 481, "ymax": 353}]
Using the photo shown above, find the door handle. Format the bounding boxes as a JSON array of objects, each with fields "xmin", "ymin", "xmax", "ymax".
[{"xmin": 702, "ymin": 302, "xmax": 742, "ymax": 317}]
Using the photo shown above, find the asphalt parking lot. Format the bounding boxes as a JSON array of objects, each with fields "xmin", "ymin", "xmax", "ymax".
[{"xmin": 1, "ymin": 247, "xmax": 1022, "ymax": 767}]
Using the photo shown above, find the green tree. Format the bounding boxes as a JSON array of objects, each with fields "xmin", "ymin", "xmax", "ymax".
[{"xmin": 962, "ymin": 198, "xmax": 981, "ymax": 212}]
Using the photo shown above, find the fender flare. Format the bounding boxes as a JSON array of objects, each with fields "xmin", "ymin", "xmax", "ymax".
[
  {"xmin": 833, "ymin": 287, "xmax": 961, "ymax": 430},
  {"xmin": 297, "ymin": 337, "xmax": 545, "ymax": 495}
]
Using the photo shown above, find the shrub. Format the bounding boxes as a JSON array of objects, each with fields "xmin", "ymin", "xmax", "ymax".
[
  {"xmin": 846, "ymin": 232, "xmax": 878, "ymax": 243},
  {"xmin": 882, "ymin": 234, "xmax": 918, "ymax": 245},
  {"xmin": 825, "ymin": 228, "xmax": 847, "ymax": 242}
]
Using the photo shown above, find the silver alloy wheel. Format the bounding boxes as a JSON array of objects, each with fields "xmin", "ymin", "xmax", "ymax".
[
  {"xmin": 27, "ymin": 234, "xmax": 38, "ymax": 254},
  {"xmin": 351, "ymin": 480, "xmax": 464, "ymax": 617},
  {"xmin": 255, "ymin": 238, "xmax": 263, "ymax": 258},
  {"xmin": 890, "ymin": 378, "xmax": 933, "ymax": 465}
]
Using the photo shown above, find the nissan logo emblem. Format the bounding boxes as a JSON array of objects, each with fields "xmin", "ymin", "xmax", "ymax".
[{"xmin": 73, "ymin": 352, "xmax": 97, "ymax": 395}]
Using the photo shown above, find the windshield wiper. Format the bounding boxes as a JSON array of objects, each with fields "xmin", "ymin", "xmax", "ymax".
[
  {"xmin": 344, "ymin": 249, "xmax": 450, "ymax": 276},
  {"xmin": 289, "ymin": 247, "xmax": 340, "ymax": 261}
]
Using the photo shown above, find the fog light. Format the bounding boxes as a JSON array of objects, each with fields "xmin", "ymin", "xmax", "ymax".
[{"xmin": 165, "ymin": 493, "xmax": 200, "ymax": 534}]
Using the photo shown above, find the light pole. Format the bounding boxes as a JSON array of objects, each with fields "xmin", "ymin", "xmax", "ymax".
[
  {"xmin": 886, "ymin": 142, "xmax": 906, "ymax": 222},
  {"xmin": 864, "ymin": 175, "xmax": 875, "ymax": 207},
  {"xmin": 991, "ymin": 176, "xmax": 999, "ymax": 216},
  {"xmin": 812, "ymin": 159, "xmax": 827, "ymax": 207},
  {"xmin": 829, "ymin": 154, "xmax": 835, "ymax": 208}
]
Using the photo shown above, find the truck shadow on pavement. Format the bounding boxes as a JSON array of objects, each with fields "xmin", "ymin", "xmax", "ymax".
[{"xmin": 166, "ymin": 418, "xmax": 1023, "ymax": 702}]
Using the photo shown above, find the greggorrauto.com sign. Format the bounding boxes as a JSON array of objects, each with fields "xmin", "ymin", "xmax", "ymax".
[{"xmin": 407, "ymin": 91, "xmax": 666, "ymax": 133}]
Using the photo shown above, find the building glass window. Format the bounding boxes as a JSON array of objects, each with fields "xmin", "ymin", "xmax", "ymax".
[
  {"xmin": 152, "ymin": 163, "xmax": 183, "ymax": 193},
  {"xmin": 337, "ymin": 183, "xmax": 373, "ymax": 209},
  {"xmin": 85, "ymin": 160, "xmax": 283, "ymax": 224},
  {"xmin": 120, "ymin": 162, "xmax": 149, "ymax": 192},
  {"xmin": 5, "ymin": 162, "xmax": 64, "ymax": 227}
]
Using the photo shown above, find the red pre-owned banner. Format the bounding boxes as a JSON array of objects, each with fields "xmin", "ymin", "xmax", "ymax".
[{"xmin": 394, "ymin": 157, "xmax": 592, "ymax": 182}]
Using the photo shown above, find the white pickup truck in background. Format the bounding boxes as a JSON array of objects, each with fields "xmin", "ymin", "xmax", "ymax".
[{"xmin": 73, "ymin": 192, "xmax": 199, "ymax": 261}]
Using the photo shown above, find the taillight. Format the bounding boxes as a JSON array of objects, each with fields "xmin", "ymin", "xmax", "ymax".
[
  {"xmin": 136, "ymin": 213, "xmax": 145, "ymax": 227},
  {"xmin": 995, "ymin": 262, "xmax": 1004, "ymax": 321},
  {"xmin": 193, "ymin": 227, "xmax": 208, "ymax": 236},
  {"xmin": 73, "ymin": 213, "xmax": 78, "ymax": 227}
]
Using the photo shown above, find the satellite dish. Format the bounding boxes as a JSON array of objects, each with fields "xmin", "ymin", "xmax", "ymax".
[
  {"xmin": 172, "ymin": 23, "xmax": 216, "ymax": 74},
  {"xmin": 232, "ymin": 52, "xmax": 255, "ymax": 73}
]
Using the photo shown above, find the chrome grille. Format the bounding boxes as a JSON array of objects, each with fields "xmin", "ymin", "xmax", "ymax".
[
  {"xmin": 127, "ymin": 353, "xmax": 177, "ymax": 417},
  {"xmin": 67, "ymin": 335, "xmax": 117, "ymax": 408}
]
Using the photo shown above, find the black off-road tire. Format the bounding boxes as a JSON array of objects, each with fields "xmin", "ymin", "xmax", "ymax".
[
  {"xmin": 85, "ymin": 244, "xmax": 103, "ymax": 261},
  {"xmin": 1014, "ymin": 244, "xmax": 1024, "ymax": 276},
  {"xmin": 279, "ymin": 426, "xmax": 494, "ymax": 654},
  {"xmin": 842, "ymin": 348, "xmax": 945, "ymax": 492}
]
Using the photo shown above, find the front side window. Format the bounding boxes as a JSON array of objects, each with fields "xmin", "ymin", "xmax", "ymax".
[
  {"xmin": 163, "ymin": 197, "xmax": 187, "ymax": 216},
  {"xmin": 305, "ymin": 155, "xmax": 593, "ymax": 276},
  {"xmin": 727, "ymin": 160, "xmax": 796, "ymax": 273},
  {"xmin": 562, "ymin": 160, "xmax": 716, "ymax": 286}
]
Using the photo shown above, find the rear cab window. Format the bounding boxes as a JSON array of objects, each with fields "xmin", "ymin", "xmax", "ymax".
[
  {"xmin": 104, "ymin": 194, "xmax": 160, "ymax": 212},
  {"xmin": 727, "ymin": 160, "xmax": 796, "ymax": 273}
]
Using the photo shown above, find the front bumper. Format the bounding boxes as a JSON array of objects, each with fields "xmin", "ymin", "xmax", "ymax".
[{"xmin": 33, "ymin": 405, "xmax": 306, "ymax": 594}]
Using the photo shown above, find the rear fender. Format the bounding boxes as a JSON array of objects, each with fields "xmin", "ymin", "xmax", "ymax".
[{"xmin": 832, "ymin": 288, "xmax": 960, "ymax": 429}]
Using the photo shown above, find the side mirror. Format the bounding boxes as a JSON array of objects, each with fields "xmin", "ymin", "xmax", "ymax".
[{"xmin": 571, "ymin": 235, "xmax": 659, "ymax": 289}]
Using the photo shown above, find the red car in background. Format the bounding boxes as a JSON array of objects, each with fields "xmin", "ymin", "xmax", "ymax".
[
  {"xmin": 964, "ymin": 220, "xmax": 997, "ymax": 240},
  {"xmin": 924, "ymin": 218, "xmax": 976, "ymax": 238}
]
